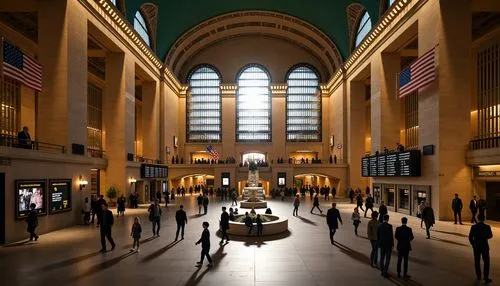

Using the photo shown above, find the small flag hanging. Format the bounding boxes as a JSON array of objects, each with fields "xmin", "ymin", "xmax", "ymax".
[
  {"xmin": 206, "ymin": 145, "xmax": 220, "ymax": 160},
  {"xmin": 398, "ymin": 47, "xmax": 436, "ymax": 98},
  {"xmin": 2, "ymin": 40, "xmax": 42, "ymax": 92}
]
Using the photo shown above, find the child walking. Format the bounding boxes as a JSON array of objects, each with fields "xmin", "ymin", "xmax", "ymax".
[
  {"xmin": 130, "ymin": 216, "xmax": 142, "ymax": 252},
  {"xmin": 352, "ymin": 207, "xmax": 361, "ymax": 236}
]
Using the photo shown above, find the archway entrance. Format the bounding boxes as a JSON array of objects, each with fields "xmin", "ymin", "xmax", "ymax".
[
  {"xmin": 293, "ymin": 174, "xmax": 340, "ymax": 198},
  {"xmin": 170, "ymin": 174, "xmax": 215, "ymax": 195}
]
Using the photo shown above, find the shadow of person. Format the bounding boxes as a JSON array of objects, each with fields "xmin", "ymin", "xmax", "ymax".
[
  {"xmin": 432, "ymin": 229, "xmax": 468, "ymax": 238},
  {"xmin": 122, "ymin": 236, "xmax": 156, "ymax": 249},
  {"xmin": 69, "ymin": 251, "xmax": 135, "ymax": 282},
  {"xmin": 185, "ymin": 245, "xmax": 228, "ymax": 285},
  {"xmin": 3, "ymin": 240, "xmax": 33, "ymax": 248},
  {"xmin": 430, "ymin": 236, "xmax": 468, "ymax": 247},
  {"xmin": 37, "ymin": 251, "xmax": 101, "ymax": 272},
  {"xmin": 140, "ymin": 240, "xmax": 180, "ymax": 263},
  {"xmin": 297, "ymin": 216, "xmax": 317, "ymax": 226},
  {"xmin": 189, "ymin": 214, "xmax": 204, "ymax": 219}
]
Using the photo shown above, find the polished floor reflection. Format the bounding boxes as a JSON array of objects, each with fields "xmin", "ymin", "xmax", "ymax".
[{"xmin": 2, "ymin": 196, "xmax": 499, "ymax": 286}]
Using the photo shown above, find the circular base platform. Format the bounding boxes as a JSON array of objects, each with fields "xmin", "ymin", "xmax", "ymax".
[
  {"xmin": 240, "ymin": 201, "xmax": 268, "ymax": 209},
  {"xmin": 226, "ymin": 215, "xmax": 288, "ymax": 236}
]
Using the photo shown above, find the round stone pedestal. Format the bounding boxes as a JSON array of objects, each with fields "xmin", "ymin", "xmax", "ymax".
[{"xmin": 240, "ymin": 200, "xmax": 268, "ymax": 209}]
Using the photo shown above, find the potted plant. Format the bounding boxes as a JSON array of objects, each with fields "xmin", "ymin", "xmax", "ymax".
[{"xmin": 106, "ymin": 186, "xmax": 118, "ymax": 207}]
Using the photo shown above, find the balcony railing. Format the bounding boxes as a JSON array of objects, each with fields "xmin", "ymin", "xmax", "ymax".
[
  {"xmin": 469, "ymin": 136, "xmax": 500, "ymax": 150},
  {"xmin": 134, "ymin": 155, "xmax": 163, "ymax": 165},
  {"xmin": 0, "ymin": 135, "xmax": 65, "ymax": 154},
  {"xmin": 87, "ymin": 147, "xmax": 106, "ymax": 158}
]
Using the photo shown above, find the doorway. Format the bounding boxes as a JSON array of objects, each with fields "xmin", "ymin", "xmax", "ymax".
[
  {"xmin": 485, "ymin": 182, "xmax": 500, "ymax": 221},
  {"xmin": 0, "ymin": 173, "xmax": 5, "ymax": 244}
]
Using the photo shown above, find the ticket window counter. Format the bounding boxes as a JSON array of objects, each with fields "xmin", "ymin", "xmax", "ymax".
[
  {"xmin": 412, "ymin": 185, "xmax": 431, "ymax": 217},
  {"xmin": 373, "ymin": 184, "xmax": 382, "ymax": 205},
  {"xmin": 383, "ymin": 184, "xmax": 396, "ymax": 211},
  {"xmin": 397, "ymin": 185, "xmax": 411, "ymax": 215}
]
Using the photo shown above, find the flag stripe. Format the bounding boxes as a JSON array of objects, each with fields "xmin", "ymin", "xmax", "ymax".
[{"xmin": 398, "ymin": 47, "xmax": 436, "ymax": 98}]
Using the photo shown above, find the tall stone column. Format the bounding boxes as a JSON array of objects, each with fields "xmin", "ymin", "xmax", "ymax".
[
  {"xmin": 370, "ymin": 53, "xmax": 401, "ymax": 152},
  {"xmin": 221, "ymin": 84, "xmax": 237, "ymax": 159},
  {"xmin": 103, "ymin": 52, "xmax": 135, "ymax": 195},
  {"xmin": 38, "ymin": 0, "xmax": 87, "ymax": 150},
  {"xmin": 142, "ymin": 80, "xmax": 160, "ymax": 160},
  {"xmin": 347, "ymin": 80, "xmax": 367, "ymax": 190},
  {"xmin": 271, "ymin": 84, "xmax": 287, "ymax": 161}
]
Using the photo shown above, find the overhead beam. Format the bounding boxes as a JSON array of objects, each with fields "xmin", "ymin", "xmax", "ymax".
[
  {"xmin": 400, "ymin": 49, "xmax": 418, "ymax": 57},
  {"xmin": 88, "ymin": 49, "xmax": 106, "ymax": 57},
  {"xmin": 0, "ymin": 0, "xmax": 38, "ymax": 12},
  {"xmin": 472, "ymin": 0, "xmax": 500, "ymax": 12}
]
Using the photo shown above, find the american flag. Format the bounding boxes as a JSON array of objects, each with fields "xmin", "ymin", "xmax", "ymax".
[
  {"xmin": 398, "ymin": 47, "xmax": 436, "ymax": 98},
  {"xmin": 206, "ymin": 145, "xmax": 220, "ymax": 160},
  {"xmin": 2, "ymin": 40, "xmax": 42, "ymax": 92}
]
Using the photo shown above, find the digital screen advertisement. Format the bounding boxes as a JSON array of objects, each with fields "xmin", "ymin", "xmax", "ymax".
[
  {"xmin": 221, "ymin": 172, "xmax": 230, "ymax": 186},
  {"xmin": 49, "ymin": 179, "xmax": 72, "ymax": 214},
  {"xmin": 222, "ymin": 177, "xmax": 229, "ymax": 186},
  {"xmin": 16, "ymin": 180, "xmax": 47, "ymax": 219},
  {"xmin": 278, "ymin": 172, "xmax": 286, "ymax": 187}
]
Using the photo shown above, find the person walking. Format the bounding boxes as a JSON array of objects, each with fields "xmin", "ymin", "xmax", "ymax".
[
  {"xmin": 351, "ymin": 207, "xmax": 361, "ymax": 236},
  {"xmin": 452, "ymin": 193, "xmax": 463, "ymax": 225},
  {"xmin": 395, "ymin": 217, "xmax": 414, "ymax": 279},
  {"xmin": 26, "ymin": 203, "xmax": 39, "ymax": 242},
  {"xmin": 220, "ymin": 207, "xmax": 230, "ymax": 244},
  {"xmin": 195, "ymin": 221, "xmax": 213, "ymax": 267},
  {"xmin": 356, "ymin": 193, "xmax": 365, "ymax": 213},
  {"xmin": 417, "ymin": 201, "xmax": 426, "ymax": 228},
  {"xmin": 231, "ymin": 190, "xmax": 238, "ymax": 206},
  {"xmin": 311, "ymin": 194, "xmax": 323, "ymax": 214},
  {"xmin": 280, "ymin": 189, "xmax": 285, "ymax": 201},
  {"xmin": 478, "ymin": 197, "xmax": 487, "ymax": 218},
  {"xmin": 175, "ymin": 205, "xmax": 188, "ymax": 241},
  {"xmin": 96, "ymin": 195, "xmax": 106, "ymax": 227},
  {"xmin": 99, "ymin": 203, "xmax": 116, "ymax": 253},
  {"xmin": 378, "ymin": 214, "xmax": 394, "ymax": 278},
  {"xmin": 90, "ymin": 195, "xmax": 98, "ymax": 224},
  {"xmin": 421, "ymin": 203, "xmax": 435, "ymax": 239},
  {"xmin": 148, "ymin": 199, "xmax": 162, "ymax": 237},
  {"xmin": 349, "ymin": 188, "xmax": 355, "ymax": 203},
  {"xmin": 326, "ymin": 202, "xmax": 343, "ymax": 244},
  {"xmin": 117, "ymin": 194, "xmax": 126, "ymax": 217},
  {"xmin": 469, "ymin": 214, "xmax": 493, "ymax": 284},
  {"xmin": 256, "ymin": 214, "xmax": 264, "ymax": 236},
  {"xmin": 367, "ymin": 211, "xmax": 379, "ymax": 267},
  {"xmin": 470, "ymin": 195, "xmax": 478, "ymax": 224},
  {"xmin": 293, "ymin": 194, "xmax": 300, "ymax": 216},
  {"xmin": 378, "ymin": 201, "xmax": 388, "ymax": 223},
  {"xmin": 197, "ymin": 193, "xmax": 203, "ymax": 214},
  {"xmin": 130, "ymin": 216, "xmax": 142, "ymax": 252},
  {"xmin": 202, "ymin": 194, "xmax": 209, "ymax": 215},
  {"xmin": 364, "ymin": 194, "xmax": 374, "ymax": 218},
  {"xmin": 82, "ymin": 197, "xmax": 91, "ymax": 225}
]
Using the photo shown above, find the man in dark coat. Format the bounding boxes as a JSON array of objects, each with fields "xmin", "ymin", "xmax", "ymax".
[
  {"xmin": 478, "ymin": 197, "xmax": 487, "ymax": 218},
  {"xmin": 470, "ymin": 195, "xmax": 478, "ymax": 224},
  {"xmin": 99, "ymin": 203, "xmax": 116, "ymax": 253},
  {"xmin": 175, "ymin": 205, "xmax": 188, "ymax": 241},
  {"xmin": 364, "ymin": 194, "xmax": 374, "ymax": 218},
  {"xmin": 96, "ymin": 195, "xmax": 106, "ymax": 227},
  {"xmin": 395, "ymin": 217, "xmax": 414, "ymax": 278},
  {"xmin": 17, "ymin": 126, "xmax": 32, "ymax": 149},
  {"xmin": 326, "ymin": 202, "xmax": 342, "ymax": 244},
  {"xmin": 197, "ymin": 193, "xmax": 203, "ymax": 214},
  {"xmin": 378, "ymin": 201, "xmax": 388, "ymax": 223},
  {"xmin": 26, "ymin": 203, "xmax": 39, "ymax": 241},
  {"xmin": 378, "ymin": 214, "xmax": 394, "ymax": 278},
  {"xmin": 202, "ymin": 194, "xmax": 209, "ymax": 215},
  {"xmin": 452, "ymin": 193, "xmax": 463, "ymax": 225},
  {"xmin": 469, "ymin": 214, "xmax": 493, "ymax": 283},
  {"xmin": 421, "ymin": 203, "xmax": 435, "ymax": 239},
  {"xmin": 195, "ymin": 221, "xmax": 213, "ymax": 266},
  {"xmin": 220, "ymin": 206, "xmax": 230, "ymax": 244}
]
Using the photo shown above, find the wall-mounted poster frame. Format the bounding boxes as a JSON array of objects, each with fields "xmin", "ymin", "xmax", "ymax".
[
  {"xmin": 277, "ymin": 172, "xmax": 286, "ymax": 187},
  {"xmin": 15, "ymin": 180, "xmax": 47, "ymax": 220},
  {"xmin": 221, "ymin": 172, "xmax": 230, "ymax": 187},
  {"xmin": 49, "ymin": 179, "xmax": 72, "ymax": 214}
]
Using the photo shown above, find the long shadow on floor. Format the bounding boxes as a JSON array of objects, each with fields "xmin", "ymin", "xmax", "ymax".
[
  {"xmin": 122, "ymin": 236, "xmax": 157, "ymax": 249},
  {"xmin": 334, "ymin": 242, "xmax": 424, "ymax": 286},
  {"xmin": 37, "ymin": 251, "xmax": 101, "ymax": 272},
  {"xmin": 189, "ymin": 214, "xmax": 204, "ymax": 219},
  {"xmin": 3, "ymin": 240, "xmax": 34, "ymax": 248},
  {"xmin": 140, "ymin": 240, "xmax": 180, "ymax": 263},
  {"xmin": 184, "ymin": 244, "xmax": 228, "ymax": 286},
  {"xmin": 69, "ymin": 251, "xmax": 135, "ymax": 282},
  {"xmin": 296, "ymin": 216, "xmax": 317, "ymax": 226},
  {"xmin": 215, "ymin": 230, "xmax": 291, "ymax": 242},
  {"xmin": 432, "ymin": 229, "xmax": 469, "ymax": 238},
  {"xmin": 430, "ymin": 236, "xmax": 468, "ymax": 247}
]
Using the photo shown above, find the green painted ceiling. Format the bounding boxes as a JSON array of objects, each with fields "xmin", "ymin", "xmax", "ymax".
[{"xmin": 123, "ymin": 0, "xmax": 383, "ymax": 62}]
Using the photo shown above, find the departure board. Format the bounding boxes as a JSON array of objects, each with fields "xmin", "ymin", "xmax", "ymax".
[
  {"xmin": 141, "ymin": 164, "xmax": 168, "ymax": 179},
  {"xmin": 361, "ymin": 150, "xmax": 421, "ymax": 177}
]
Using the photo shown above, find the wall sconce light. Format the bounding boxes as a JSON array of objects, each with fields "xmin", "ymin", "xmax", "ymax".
[
  {"xmin": 129, "ymin": 177, "xmax": 137, "ymax": 185},
  {"xmin": 79, "ymin": 176, "xmax": 88, "ymax": 190}
]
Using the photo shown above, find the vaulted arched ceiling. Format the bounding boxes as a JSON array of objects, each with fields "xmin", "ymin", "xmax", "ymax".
[{"xmin": 122, "ymin": 0, "xmax": 383, "ymax": 62}]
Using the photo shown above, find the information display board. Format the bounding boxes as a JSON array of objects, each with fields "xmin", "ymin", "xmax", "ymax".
[
  {"xmin": 16, "ymin": 180, "xmax": 47, "ymax": 219},
  {"xmin": 361, "ymin": 150, "xmax": 421, "ymax": 177},
  {"xmin": 141, "ymin": 164, "xmax": 168, "ymax": 179},
  {"xmin": 49, "ymin": 179, "xmax": 72, "ymax": 214},
  {"xmin": 277, "ymin": 172, "xmax": 286, "ymax": 187},
  {"xmin": 221, "ymin": 172, "xmax": 230, "ymax": 187}
]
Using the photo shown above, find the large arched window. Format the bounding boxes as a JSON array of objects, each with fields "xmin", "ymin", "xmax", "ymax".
[
  {"xmin": 134, "ymin": 11, "xmax": 151, "ymax": 46},
  {"xmin": 355, "ymin": 11, "xmax": 372, "ymax": 48},
  {"xmin": 187, "ymin": 66, "xmax": 222, "ymax": 142},
  {"xmin": 236, "ymin": 65, "xmax": 271, "ymax": 142},
  {"xmin": 286, "ymin": 66, "xmax": 321, "ymax": 142}
]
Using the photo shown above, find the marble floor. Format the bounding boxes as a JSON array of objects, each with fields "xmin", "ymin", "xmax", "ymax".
[{"xmin": 1, "ymin": 196, "xmax": 498, "ymax": 286}]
